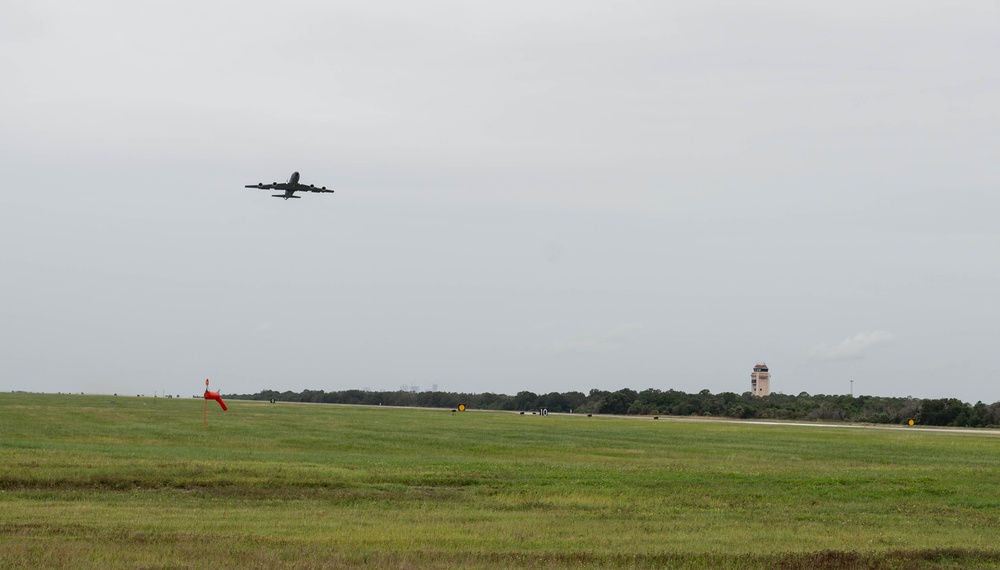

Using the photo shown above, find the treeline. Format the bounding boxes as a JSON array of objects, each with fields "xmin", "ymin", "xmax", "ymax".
[{"xmin": 227, "ymin": 388, "xmax": 1000, "ymax": 428}]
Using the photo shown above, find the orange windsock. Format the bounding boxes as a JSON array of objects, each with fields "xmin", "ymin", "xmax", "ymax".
[{"xmin": 204, "ymin": 391, "xmax": 228, "ymax": 411}]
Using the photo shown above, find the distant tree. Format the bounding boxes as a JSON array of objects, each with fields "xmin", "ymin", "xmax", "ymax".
[
  {"xmin": 918, "ymin": 398, "xmax": 973, "ymax": 426},
  {"xmin": 561, "ymin": 391, "xmax": 588, "ymax": 412},
  {"xmin": 512, "ymin": 391, "xmax": 539, "ymax": 411},
  {"xmin": 972, "ymin": 402, "xmax": 1000, "ymax": 427},
  {"xmin": 538, "ymin": 392, "xmax": 572, "ymax": 413},
  {"xmin": 599, "ymin": 389, "xmax": 638, "ymax": 415},
  {"xmin": 626, "ymin": 400, "xmax": 655, "ymax": 415}
]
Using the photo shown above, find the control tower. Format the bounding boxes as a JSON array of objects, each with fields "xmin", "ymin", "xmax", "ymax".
[{"xmin": 750, "ymin": 363, "xmax": 771, "ymax": 396}]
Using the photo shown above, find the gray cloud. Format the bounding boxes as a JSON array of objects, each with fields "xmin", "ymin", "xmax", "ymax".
[
  {"xmin": 540, "ymin": 324, "xmax": 645, "ymax": 354},
  {"xmin": 807, "ymin": 331, "xmax": 894, "ymax": 362}
]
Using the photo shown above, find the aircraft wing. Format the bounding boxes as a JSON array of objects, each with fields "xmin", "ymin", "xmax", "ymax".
[
  {"xmin": 299, "ymin": 184, "xmax": 334, "ymax": 193},
  {"xmin": 245, "ymin": 183, "xmax": 290, "ymax": 190}
]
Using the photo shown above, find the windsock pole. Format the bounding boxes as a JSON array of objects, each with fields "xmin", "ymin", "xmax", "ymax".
[{"xmin": 203, "ymin": 378, "xmax": 209, "ymax": 428}]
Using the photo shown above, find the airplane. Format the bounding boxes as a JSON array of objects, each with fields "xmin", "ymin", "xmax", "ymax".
[{"xmin": 244, "ymin": 172, "xmax": 333, "ymax": 200}]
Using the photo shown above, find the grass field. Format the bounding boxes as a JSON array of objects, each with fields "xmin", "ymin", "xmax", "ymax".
[{"xmin": 2, "ymin": 393, "xmax": 999, "ymax": 569}]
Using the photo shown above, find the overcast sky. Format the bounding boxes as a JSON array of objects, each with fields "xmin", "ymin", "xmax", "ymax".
[{"xmin": 2, "ymin": 1, "xmax": 998, "ymax": 402}]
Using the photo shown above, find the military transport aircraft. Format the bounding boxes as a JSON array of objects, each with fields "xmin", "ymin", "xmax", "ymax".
[{"xmin": 244, "ymin": 172, "xmax": 333, "ymax": 199}]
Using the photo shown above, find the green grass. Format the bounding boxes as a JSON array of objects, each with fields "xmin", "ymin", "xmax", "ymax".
[{"xmin": 2, "ymin": 393, "xmax": 1000, "ymax": 568}]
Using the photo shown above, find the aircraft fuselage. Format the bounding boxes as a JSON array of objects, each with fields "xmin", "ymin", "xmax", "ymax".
[{"xmin": 277, "ymin": 172, "xmax": 301, "ymax": 199}]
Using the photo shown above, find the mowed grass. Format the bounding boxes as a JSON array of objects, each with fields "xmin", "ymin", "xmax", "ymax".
[{"xmin": 2, "ymin": 394, "xmax": 1000, "ymax": 569}]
